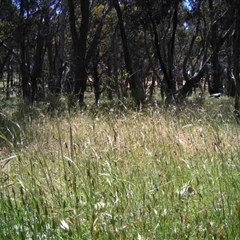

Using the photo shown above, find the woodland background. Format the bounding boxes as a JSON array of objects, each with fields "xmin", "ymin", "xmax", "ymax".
[{"xmin": 1, "ymin": 0, "xmax": 240, "ymax": 111}]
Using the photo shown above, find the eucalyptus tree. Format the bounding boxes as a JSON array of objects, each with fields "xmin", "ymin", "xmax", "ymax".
[
  {"xmin": 232, "ymin": 2, "xmax": 240, "ymax": 120},
  {"xmin": 86, "ymin": 3, "xmax": 112, "ymax": 104},
  {"xmin": 67, "ymin": 0, "xmax": 89, "ymax": 103},
  {"xmin": 176, "ymin": 0, "xmax": 236, "ymax": 99},
  {"xmin": 0, "ymin": 0, "xmax": 18, "ymax": 98},
  {"xmin": 15, "ymin": 0, "xmax": 60, "ymax": 102},
  {"xmin": 67, "ymin": 0, "xmax": 111, "ymax": 103},
  {"xmin": 112, "ymin": 0, "xmax": 145, "ymax": 105},
  {"xmin": 131, "ymin": 0, "xmax": 185, "ymax": 101},
  {"xmin": 129, "ymin": 0, "xmax": 237, "ymax": 101},
  {"xmin": 206, "ymin": 0, "xmax": 236, "ymax": 94},
  {"xmin": 178, "ymin": 0, "xmax": 211, "ymax": 98},
  {"xmin": 46, "ymin": 0, "xmax": 68, "ymax": 94},
  {"xmin": 98, "ymin": 9, "xmax": 120, "ymax": 100}
]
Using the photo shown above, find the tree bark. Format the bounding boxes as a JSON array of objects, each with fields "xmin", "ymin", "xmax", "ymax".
[
  {"xmin": 68, "ymin": 0, "xmax": 90, "ymax": 103},
  {"xmin": 112, "ymin": 0, "xmax": 145, "ymax": 105},
  {"xmin": 52, "ymin": 0, "xmax": 68, "ymax": 94},
  {"xmin": 146, "ymin": 0, "xmax": 176, "ymax": 101},
  {"xmin": 30, "ymin": 15, "xmax": 45, "ymax": 103},
  {"xmin": 19, "ymin": 0, "xmax": 31, "ymax": 101},
  {"xmin": 209, "ymin": 0, "xmax": 222, "ymax": 94},
  {"xmin": 167, "ymin": 0, "xmax": 179, "ymax": 93},
  {"xmin": 233, "ymin": 4, "xmax": 240, "ymax": 120}
]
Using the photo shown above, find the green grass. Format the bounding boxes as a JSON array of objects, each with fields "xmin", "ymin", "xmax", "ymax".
[{"xmin": 0, "ymin": 96, "xmax": 239, "ymax": 239}]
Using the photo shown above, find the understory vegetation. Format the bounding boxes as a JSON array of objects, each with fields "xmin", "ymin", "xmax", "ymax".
[{"xmin": 0, "ymin": 96, "xmax": 240, "ymax": 239}]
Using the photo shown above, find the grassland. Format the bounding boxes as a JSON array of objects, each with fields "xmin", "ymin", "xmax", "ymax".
[{"xmin": 0, "ymin": 96, "xmax": 239, "ymax": 239}]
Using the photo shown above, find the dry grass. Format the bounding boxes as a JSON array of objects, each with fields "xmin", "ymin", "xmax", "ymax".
[{"xmin": 0, "ymin": 97, "xmax": 239, "ymax": 239}]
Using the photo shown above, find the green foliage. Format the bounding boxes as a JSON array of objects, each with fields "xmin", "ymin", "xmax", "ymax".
[{"xmin": 0, "ymin": 0, "xmax": 15, "ymax": 20}]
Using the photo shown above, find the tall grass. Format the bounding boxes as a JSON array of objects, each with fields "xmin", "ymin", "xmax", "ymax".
[{"xmin": 0, "ymin": 97, "xmax": 239, "ymax": 239}]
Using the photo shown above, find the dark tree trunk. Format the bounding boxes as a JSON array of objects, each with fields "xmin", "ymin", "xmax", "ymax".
[
  {"xmin": 44, "ymin": 4, "xmax": 56, "ymax": 94},
  {"xmin": 74, "ymin": 61, "xmax": 88, "ymax": 103},
  {"xmin": 68, "ymin": 0, "xmax": 89, "ymax": 103},
  {"xmin": 107, "ymin": 30, "xmax": 120, "ymax": 100},
  {"xmin": 106, "ymin": 56, "xmax": 113, "ymax": 100},
  {"xmin": 167, "ymin": 0, "xmax": 179, "ymax": 93},
  {"xmin": 6, "ymin": 60, "xmax": 11, "ymax": 99},
  {"xmin": 226, "ymin": 44, "xmax": 235, "ymax": 97},
  {"xmin": 93, "ymin": 50, "xmax": 101, "ymax": 105},
  {"xmin": 233, "ymin": 5, "xmax": 240, "ymax": 120},
  {"xmin": 19, "ymin": 0, "xmax": 31, "ymax": 101},
  {"xmin": 179, "ymin": 53, "xmax": 211, "ymax": 99},
  {"xmin": 30, "ymin": 21, "xmax": 45, "ymax": 103},
  {"xmin": 20, "ymin": 47, "xmax": 31, "ymax": 101},
  {"xmin": 46, "ymin": 37, "xmax": 55, "ymax": 93},
  {"xmin": 53, "ymin": 1, "xmax": 68, "ymax": 94},
  {"xmin": 146, "ymin": 0, "xmax": 175, "ymax": 100},
  {"xmin": 113, "ymin": 0, "xmax": 145, "ymax": 105},
  {"xmin": 0, "ymin": 51, "xmax": 11, "ymax": 88},
  {"xmin": 148, "ymin": 73, "xmax": 155, "ymax": 100},
  {"xmin": 209, "ymin": 0, "xmax": 221, "ymax": 93}
]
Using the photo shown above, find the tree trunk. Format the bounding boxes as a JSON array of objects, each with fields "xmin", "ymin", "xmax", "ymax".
[
  {"xmin": 68, "ymin": 0, "xmax": 89, "ymax": 103},
  {"xmin": 93, "ymin": 49, "xmax": 101, "ymax": 105},
  {"xmin": 6, "ymin": 59, "xmax": 11, "ymax": 99},
  {"xmin": 75, "ymin": 0, "xmax": 89, "ymax": 103},
  {"xmin": 20, "ymin": 0, "xmax": 31, "ymax": 101},
  {"xmin": 146, "ymin": 0, "xmax": 174, "ymax": 100},
  {"xmin": 167, "ymin": 0, "xmax": 179, "ymax": 93},
  {"xmin": 233, "ymin": 5, "xmax": 240, "ymax": 120},
  {"xmin": 112, "ymin": 0, "xmax": 145, "ymax": 105},
  {"xmin": 54, "ymin": 0, "xmax": 68, "ymax": 94},
  {"xmin": 226, "ymin": 40, "xmax": 235, "ymax": 97},
  {"xmin": 106, "ymin": 56, "xmax": 113, "ymax": 100},
  {"xmin": 30, "ymin": 19, "xmax": 45, "ymax": 103},
  {"xmin": 0, "ymin": 51, "xmax": 11, "ymax": 89},
  {"xmin": 209, "ymin": 0, "xmax": 221, "ymax": 94}
]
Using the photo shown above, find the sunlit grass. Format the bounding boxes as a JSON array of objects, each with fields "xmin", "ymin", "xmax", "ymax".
[{"xmin": 0, "ymin": 96, "xmax": 239, "ymax": 239}]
